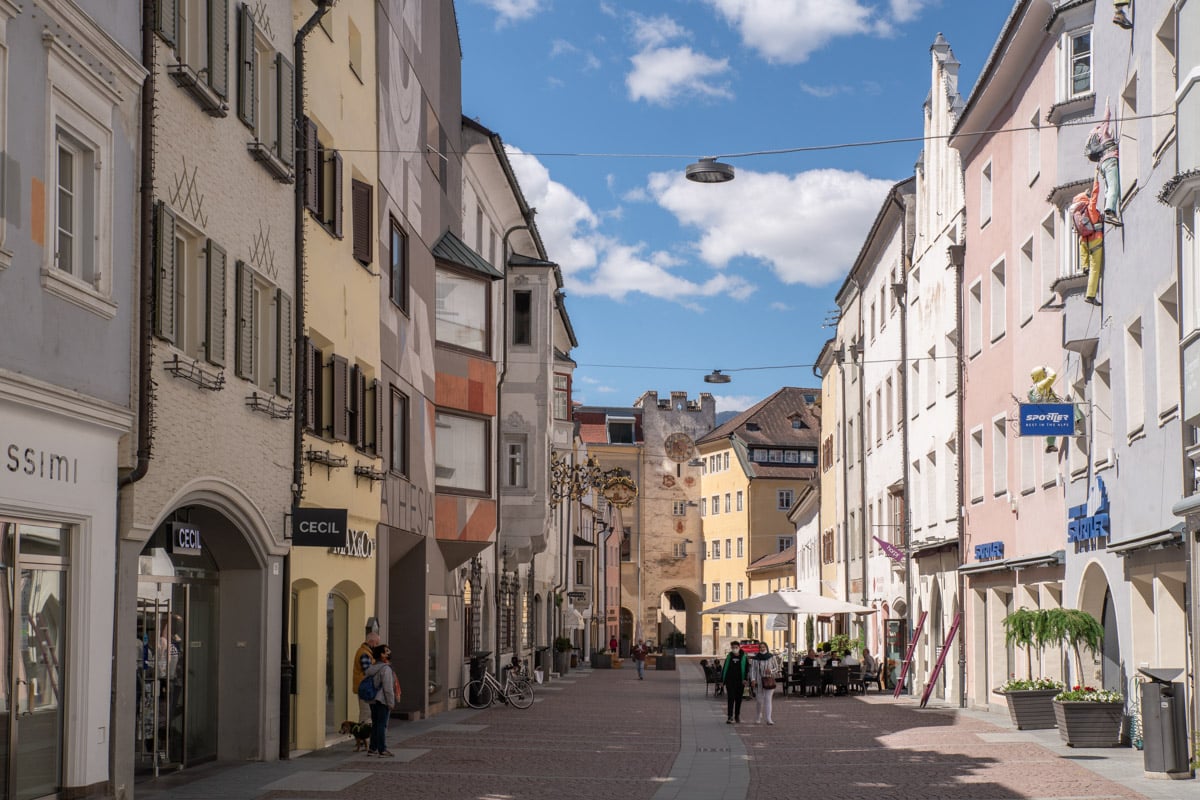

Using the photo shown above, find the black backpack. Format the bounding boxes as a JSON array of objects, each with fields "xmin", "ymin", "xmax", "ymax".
[{"xmin": 1084, "ymin": 131, "xmax": 1104, "ymax": 162}]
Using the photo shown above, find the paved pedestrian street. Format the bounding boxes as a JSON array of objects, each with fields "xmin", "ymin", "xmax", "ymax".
[{"xmin": 137, "ymin": 660, "xmax": 1198, "ymax": 800}]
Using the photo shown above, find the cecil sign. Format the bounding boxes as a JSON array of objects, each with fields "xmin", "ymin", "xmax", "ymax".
[
  {"xmin": 1018, "ymin": 403, "xmax": 1076, "ymax": 436},
  {"xmin": 292, "ymin": 507, "xmax": 348, "ymax": 548}
]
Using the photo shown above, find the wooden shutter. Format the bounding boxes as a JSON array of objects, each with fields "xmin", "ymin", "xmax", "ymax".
[
  {"xmin": 303, "ymin": 338, "xmax": 317, "ymax": 431},
  {"xmin": 331, "ymin": 355, "xmax": 349, "ymax": 441},
  {"xmin": 208, "ymin": 0, "xmax": 229, "ymax": 97},
  {"xmin": 276, "ymin": 53, "xmax": 295, "ymax": 166},
  {"xmin": 276, "ymin": 289, "xmax": 292, "ymax": 398},
  {"xmin": 156, "ymin": 0, "xmax": 178, "ymax": 48},
  {"xmin": 303, "ymin": 118, "xmax": 319, "ymax": 212},
  {"xmin": 237, "ymin": 3, "xmax": 256, "ymax": 128},
  {"xmin": 235, "ymin": 260, "xmax": 255, "ymax": 380},
  {"xmin": 331, "ymin": 150, "xmax": 344, "ymax": 237},
  {"xmin": 204, "ymin": 240, "xmax": 227, "ymax": 366},
  {"xmin": 153, "ymin": 202, "xmax": 176, "ymax": 343},
  {"xmin": 373, "ymin": 379, "xmax": 383, "ymax": 456},
  {"xmin": 351, "ymin": 179, "xmax": 372, "ymax": 264},
  {"xmin": 355, "ymin": 368, "xmax": 367, "ymax": 447}
]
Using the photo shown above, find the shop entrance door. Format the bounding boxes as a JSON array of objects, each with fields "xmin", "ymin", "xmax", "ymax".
[
  {"xmin": 0, "ymin": 520, "xmax": 69, "ymax": 800},
  {"xmin": 135, "ymin": 579, "xmax": 218, "ymax": 774}
]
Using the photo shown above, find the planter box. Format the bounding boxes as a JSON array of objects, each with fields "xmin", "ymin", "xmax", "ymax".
[
  {"xmin": 1053, "ymin": 700, "xmax": 1126, "ymax": 747},
  {"xmin": 592, "ymin": 653, "xmax": 613, "ymax": 669},
  {"xmin": 1000, "ymin": 689, "xmax": 1059, "ymax": 730},
  {"xmin": 611, "ymin": 657, "xmax": 623, "ymax": 669},
  {"xmin": 656, "ymin": 652, "xmax": 677, "ymax": 670}
]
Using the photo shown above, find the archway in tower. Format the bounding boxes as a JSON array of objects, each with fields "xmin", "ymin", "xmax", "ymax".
[{"xmin": 656, "ymin": 587, "xmax": 702, "ymax": 654}]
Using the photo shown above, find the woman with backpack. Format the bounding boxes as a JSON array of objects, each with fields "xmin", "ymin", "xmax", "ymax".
[{"xmin": 363, "ymin": 644, "xmax": 400, "ymax": 756}]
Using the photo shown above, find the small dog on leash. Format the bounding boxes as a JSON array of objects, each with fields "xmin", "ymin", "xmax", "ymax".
[{"xmin": 340, "ymin": 720, "xmax": 373, "ymax": 751}]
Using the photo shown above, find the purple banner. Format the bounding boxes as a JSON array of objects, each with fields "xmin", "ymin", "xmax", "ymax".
[{"xmin": 873, "ymin": 536, "xmax": 904, "ymax": 564}]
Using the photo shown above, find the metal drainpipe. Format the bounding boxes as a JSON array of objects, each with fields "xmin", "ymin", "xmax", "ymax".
[
  {"xmin": 839, "ymin": 344, "xmax": 851, "ymax": 607},
  {"xmin": 892, "ymin": 190, "xmax": 914, "ymax": 694},
  {"xmin": 284, "ymin": 0, "xmax": 333, "ymax": 760},
  {"xmin": 951, "ymin": 239, "xmax": 968, "ymax": 708},
  {"xmin": 857, "ymin": 326, "xmax": 869, "ymax": 616}
]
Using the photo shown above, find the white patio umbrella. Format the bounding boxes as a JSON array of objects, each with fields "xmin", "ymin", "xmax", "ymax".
[{"xmin": 701, "ymin": 588, "xmax": 876, "ymax": 616}]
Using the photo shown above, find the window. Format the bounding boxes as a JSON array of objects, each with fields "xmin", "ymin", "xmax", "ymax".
[
  {"xmin": 736, "ymin": 491, "xmax": 743, "ymax": 511},
  {"xmin": 723, "ymin": 452, "xmax": 729, "ymax": 470},
  {"xmin": 910, "ymin": 361, "xmax": 920, "ymax": 418},
  {"xmin": 1020, "ymin": 436, "xmax": 1036, "ymax": 494},
  {"xmin": 968, "ymin": 280, "xmax": 982, "ymax": 357},
  {"xmin": 239, "ymin": 7, "xmax": 294, "ymax": 175},
  {"xmin": 992, "ymin": 416, "xmax": 1007, "ymax": 496},
  {"xmin": 784, "ymin": 450, "xmax": 799, "ymax": 464},
  {"xmin": 425, "ymin": 98, "xmax": 448, "ymax": 185},
  {"xmin": 435, "ymin": 411, "xmax": 490, "ymax": 494},
  {"xmin": 701, "ymin": 583, "xmax": 707, "ymax": 602},
  {"xmin": 1126, "ymin": 319, "xmax": 1145, "ymax": 437},
  {"xmin": 768, "ymin": 449, "xmax": 783, "ymax": 462},
  {"xmin": 990, "ymin": 258, "xmax": 1006, "ymax": 342},
  {"xmin": 1065, "ymin": 28, "xmax": 1092, "ymax": 100},
  {"xmin": 55, "ymin": 135, "xmax": 95, "ymax": 284},
  {"xmin": 710, "ymin": 539, "xmax": 719, "ymax": 559},
  {"xmin": 942, "ymin": 333, "xmax": 958, "ymax": 396},
  {"xmin": 1156, "ymin": 288, "xmax": 1180, "ymax": 419},
  {"xmin": 1019, "ymin": 238, "xmax": 1035, "ymax": 325},
  {"xmin": 925, "ymin": 348, "xmax": 936, "ymax": 407},
  {"xmin": 864, "ymin": 399, "xmax": 873, "ymax": 447},
  {"xmin": 970, "ymin": 426, "xmax": 984, "ymax": 502},
  {"xmin": 1184, "ymin": 211, "xmax": 1200, "ymax": 335},
  {"xmin": 504, "ymin": 436, "xmax": 526, "ymax": 488},
  {"xmin": 725, "ymin": 582, "xmax": 732, "ymax": 601},
  {"xmin": 248, "ymin": 269, "xmax": 282, "ymax": 392},
  {"xmin": 304, "ymin": 120, "xmax": 342, "ymax": 235},
  {"xmin": 672, "ymin": 501, "xmax": 686, "ymax": 516},
  {"xmin": 885, "ymin": 376, "xmax": 894, "ymax": 435},
  {"xmin": 946, "ymin": 439, "xmax": 958, "ymax": 519},
  {"xmin": 435, "ymin": 269, "xmax": 489, "ymax": 353},
  {"xmin": 1041, "ymin": 424, "xmax": 1058, "ymax": 487},
  {"xmin": 512, "ymin": 290, "xmax": 532, "ymax": 346},
  {"xmin": 736, "ymin": 537, "xmax": 743, "ymax": 558},
  {"xmin": 1040, "ymin": 214, "xmax": 1057, "ymax": 301},
  {"xmin": 980, "ymin": 161, "xmax": 993, "ymax": 227},
  {"xmin": 347, "ymin": 18, "xmax": 363, "ymax": 80},
  {"xmin": 607, "ymin": 417, "xmax": 635, "ymax": 444},
  {"xmin": 389, "ymin": 216, "xmax": 408, "ymax": 311},
  {"xmin": 710, "ymin": 494, "xmax": 720, "ymax": 515},
  {"xmin": 777, "ymin": 536, "xmax": 793, "ymax": 552},
  {"xmin": 1095, "ymin": 361, "xmax": 1113, "ymax": 462},
  {"xmin": 390, "ymin": 387, "xmax": 409, "ymax": 476},
  {"xmin": 724, "ymin": 493, "xmax": 731, "ymax": 513},
  {"xmin": 351, "ymin": 179, "xmax": 372, "ymax": 266},
  {"xmin": 701, "ymin": 498, "xmax": 707, "ymax": 517},
  {"xmin": 162, "ymin": 0, "xmax": 230, "ymax": 116},
  {"xmin": 798, "ymin": 450, "xmax": 816, "ymax": 465},
  {"xmin": 712, "ymin": 582, "xmax": 720, "ymax": 602},
  {"xmin": 777, "ymin": 489, "xmax": 794, "ymax": 510},
  {"xmin": 1027, "ymin": 110, "xmax": 1040, "ymax": 183},
  {"xmin": 1070, "ymin": 370, "xmax": 1090, "ymax": 477},
  {"xmin": 553, "ymin": 374, "xmax": 570, "ymax": 421},
  {"xmin": 725, "ymin": 540, "xmax": 731, "ymax": 559},
  {"xmin": 736, "ymin": 582, "xmax": 744, "ymax": 600},
  {"xmin": 925, "ymin": 452, "xmax": 937, "ymax": 528},
  {"xmin": 821, "ymin": 529, "xmax": 835, "ymax": 564},
  {"xmin": 751, "ymin": 448, "xmax": 766, "ymax": 462},
  {"xmin": 672, "ymin": 542, "xmax": 689, "ymax": 558},
  {"xmin": 1152, "ymin": 13, "xmax": 1177, "ymax": 151}
]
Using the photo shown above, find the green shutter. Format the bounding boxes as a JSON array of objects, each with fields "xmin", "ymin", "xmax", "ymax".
[
  {"xmin": 276, "ymin": 289, "xmax": 293, "ymax": 398},
  {"xmin": 205, "ymin": 240, "xmax": 227, "ymax": 366},
  {"xmin": 156, "ymin": 0, "xmax": 178, "ymax": 48},
  {"xmin": 237, "ymin": 3, "xmax": 256, "ymax": 128},
  {"xmin": 276, "ymin": 53, "xmax": 295, "ymax": 167},
  {"xmin": 153, "ymin": 202, "xmax": 176, "ymax": 343},
  {"xmin": 208, "ymin": 0, "xmax": 229, "ymax": 97},
  {"xmin": 235, "ymin": 260, "xmax": 255, "ymax": 380}
]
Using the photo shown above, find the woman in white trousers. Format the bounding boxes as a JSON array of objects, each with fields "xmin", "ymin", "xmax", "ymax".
[{"xmin": 749, "ymin": 646, "xmax": 780, "ymax": 725}]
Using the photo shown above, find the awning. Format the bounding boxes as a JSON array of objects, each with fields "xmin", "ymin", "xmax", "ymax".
[
  {"xmin": 911, "ymin": 536, "xmax": 957, "ymax": 558},
  {"xmin": 958, "ymin": 558, "xmax": 1010, "ymax": 575},
  {"xmin": 1108, "ymin": 523, "xmax": 1184, "ymax": 557},
  {"xmin": 959, "ymin": 549, "xmax": 1064, "ymax": 575}
]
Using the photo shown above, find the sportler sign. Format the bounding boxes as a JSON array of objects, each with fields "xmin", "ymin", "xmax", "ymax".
[
  {"xmin": 292, "ymin": 507, "xmax": 348, "ymax": 548},
  {"xmin": 1018, "ymin": 403, "xmax": 1075, "ymax": 436}
]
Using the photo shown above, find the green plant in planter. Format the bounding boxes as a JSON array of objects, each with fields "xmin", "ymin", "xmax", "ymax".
[
  {"xmin": 1044, "ymin": 609, "xmax": 1104, "ymax": 684},
  {"xmin": 998, "ymin": 676, "xmax": 1064, "ymax": 692},
  {"xmin": 1054, "ymin": 685, "xmax": 1122, "ymax": 703},
  {"xmin": 805, "ymin": 616, "xmax": 815, "ymax": 651},
  {"xmin": 554, "ymin": 636, "xmax": 573, "ymax": 653}
]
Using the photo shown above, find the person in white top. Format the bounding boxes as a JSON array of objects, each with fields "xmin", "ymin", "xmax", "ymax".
[
  {"xmin": 841, "ymin": 649, "xmax": 860, "ymax": 666},
  {"xmin": 748, "ymin": 645, "xmax": 780, "ymax": 725}
]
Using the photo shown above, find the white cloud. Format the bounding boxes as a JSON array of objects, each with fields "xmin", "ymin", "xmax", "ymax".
[
  {"xmin": 550, "ymin": 39, "xmax": 578, "ymax": 57},
  {"xmin": 889, "ymin": 0, "xmax": 929, "ymax": 23},
  {"xmin": 631, "ymin": 13, "xmax": 689, "ymax": 49},
  {"xmin": 647, "ymin": 167, "xmax": 894, "ymax": 286},
  {"xmin": 477, "ymin": 0, "xmax": 543, "ymax": 26},
  {"xmin": 627, "ymin": 46, "xmax": 732, "ymax": 105},
  {"xmin": 713, "ymin": 394, "xmax": 759, "ymax": 413},
  {"xmin": 799, "ymin": 81, "xmax": 851, "ymax": 98},
  {"xmin": 596, "ymin": 385, "xmax": 618, "ymax": 393},
  {"xmin": 770, "ymin": 302, "xmax": 790, "ymax": 311},
  {"xmin": 702, "ymin": 0, "xmax": 888, "ymax": 63},
  {"xmin": 505, "ymin": 146, "xmax": 757, "ymax": 305}
]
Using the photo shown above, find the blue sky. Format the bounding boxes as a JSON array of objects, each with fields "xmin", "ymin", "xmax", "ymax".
[{"xmin": 457, "ymin": 0, "xmax": 1014, "ymax": 413}]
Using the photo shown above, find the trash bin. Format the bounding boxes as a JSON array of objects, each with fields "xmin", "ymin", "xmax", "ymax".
[
  {"xmin": 1138, "ymin": 667, "xmax": 1192, "ymax": 778},
  {"xmin": 468, "ymin": 651, "xmax": 491, "ymax": 706}
]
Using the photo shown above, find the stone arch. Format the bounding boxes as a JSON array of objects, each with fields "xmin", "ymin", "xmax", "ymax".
[
  {"xmin": 1075, "ymin": 559, "xmax": 1119, "ymax": 690},
  {"xmin": 146, "ymin": 476, "xmax": 285, "ymax": 564},
  {"xmin": 656, "ymin": 585, "xmax": 702, "ymax": 654}
]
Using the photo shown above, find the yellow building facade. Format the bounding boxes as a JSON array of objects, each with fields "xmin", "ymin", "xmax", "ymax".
[
  {"xmin": 816, "ymin": 340, "xmax": 843, "ymax": 607},
  {"xmin": 290, "ymin": 0, "xmax": 381, "ymax": 751}
]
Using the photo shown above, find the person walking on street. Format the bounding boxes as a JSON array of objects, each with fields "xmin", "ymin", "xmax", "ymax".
[
  {"xmin": 631, "ymin": 639, "xmax": 649, "ymax": 680},
  {"xmin": 609, "ymin": 635, "xmax": 619, "ymax": 653},
  {"xmin": 749, "ymin": 644, "xmax": 779, "ymax": 725},
  {"xmin": 721, "ymin": 640, "xmax": 749, "ymax": 723},
  {"xmin": 352, "ymin": 628, "xmax": 380, "ymax": 723},
  {"xmin": 364, "ymin": 644, "xmax": 399, "ymax": 757}
]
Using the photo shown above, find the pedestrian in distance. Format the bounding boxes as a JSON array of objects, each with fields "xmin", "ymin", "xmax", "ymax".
[
  {"xmin": 609, "ymin": 635, "xmax": 619, "ymax": 653},
  {"xmin": 364, "ymin": 644, "xmax": 399, "ymax": 757},
  {"xmin": 721, "ymin": 640, "xmax": 749, "ymax": 723},
  {"xmin": 352, "ymin": 627, "xmax": 380, "ymax": 723},
  {"xmin": 749, "ymin": 644, "xmax": 780, "ymax": 725},
  {"xmin": 631, "ymin": 638, "xmax": 649, "ymax": 680}
]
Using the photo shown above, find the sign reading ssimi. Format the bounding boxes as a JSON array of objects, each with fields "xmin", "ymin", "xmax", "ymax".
[
  {"xmin": 1018, "ymin": 403, "xmax": 1075, "ymax": 436},
  {"xmin": 292, "ymin": 507, "xmax": 348, "ymax": 548}
]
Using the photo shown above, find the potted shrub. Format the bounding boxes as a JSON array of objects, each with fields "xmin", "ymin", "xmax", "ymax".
[
  {"xmin": 554, "ymin": 636, "xmax": 573, "ymax": 675},
  {"xmin": 997, "ymin": 608, "xmax": 1063, "ymax": 730},
  {"xmin": 1053, "ymin": 685, "xmax": 1125, "ymax": 747}
]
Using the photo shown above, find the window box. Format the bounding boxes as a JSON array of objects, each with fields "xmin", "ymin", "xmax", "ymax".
[
  {"xmin": 248, "ymin": 140, "xmax": 295, "ymax": 183},
  {"xmin": 167, "ymin": 63, "xmax": 228, "ymax": 116}
]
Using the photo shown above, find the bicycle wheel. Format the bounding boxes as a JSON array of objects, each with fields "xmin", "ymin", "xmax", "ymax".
[
  {"xmin": 464, "ymin": 679, "xmax": 493, "ymax": 709},
  {"xmin": 512, "ymin": 677, "xmax": 533, "ymax": 695},
  {"xmin": 507, "ymin": 681, "xmax": 534, "ymax": 709}
]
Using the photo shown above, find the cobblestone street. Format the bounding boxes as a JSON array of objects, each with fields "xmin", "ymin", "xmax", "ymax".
[{"xmin": 133, "ymin": 659, "xmax": 1199, "ymax": 800}]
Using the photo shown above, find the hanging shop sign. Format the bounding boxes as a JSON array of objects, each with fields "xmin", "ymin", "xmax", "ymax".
[
  {"xmin": 1067, "ymin": 476, "xmax": 1110, "ymax": 543},
  {"xmin": 292, "ymin": 507, "xmax": 348, "ymax": 548},
  {"xmin": 872, "ymin": 535, "xmax": 905, "ymax": 564},
  {"xmin": 1018, "ymin": 403, "xmax": 1076, "ymax": 436},
  {"xmin": 567, "ymin": 591, "xmax": 587, "ymax": 600},
  {"xmin": 974, "ymin": 541, "xmax": 1004, "ymax": 560},
  {"xmin": 329, "ymin": 529, "xmax": 374, "ymax": 559},
  {"xmin": 169, "ymin": 522, "xmax": 203, "ymax": 557}
]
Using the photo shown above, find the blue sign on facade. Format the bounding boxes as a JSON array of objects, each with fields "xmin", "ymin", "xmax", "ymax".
[
  {"xmin": 1067, "ymin": 476, "xmax": 1110, "ymax": 543},
  {"xmin": 974, "ymin": 541, "xmax": 1004, "ymax": 560},
  {"xmin": 1018, "ymin": 403, "xmax": 1076, "ymax": 436}
]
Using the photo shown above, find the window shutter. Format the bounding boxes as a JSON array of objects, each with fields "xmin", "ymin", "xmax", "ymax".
[
  {"xmin": 204, "ymin": 240, "xmax": 227, "ymax": 366},
  {"xmin": 235, "ymin": 260, "xmax": 255, "ymax": 380},
  {"xmin": 303, "ymin": 338, "xmax": 317, "ymax": 431},
  {"xmin": 331, "ymin": 150, "xmax": 344, "ymax": 238},
  {"xmin": 355, "ymin": 367, "xmax": 367, "ymax": 447},
  {"xmin": 208, "ymin": 0, "xmax": 229, "ymax": 97},
  {"xmin": 237, "ymin": 3, "xmax": 256, "ymax": 128},
  {"xmin": 331, "ymin": 355, "xmax": 349, "ymax": 441},
  {"xmin": 276, "ymin": 53, "xmax": 295, "ymax": 167},
  {"xmin": 156, "ymin": 0, "xmax": 178, "ymax": 48},
  {"xmin": 153, "ymin": 202, "xmax": 176, "ymax": 343},
  {"xmin": 351, "ymin": 179, "xmax": 372, "ymax": 264},
  {"xmin": 276, "ymin": 289, "xmax": 292, "ymax": 398},
  {"xmin": 303, "ymin": 118, "xmax": 318, "ymax": 212},
  {"xmin": 373, "ymin": 379, "xmax": 383, "ymax": 456}
]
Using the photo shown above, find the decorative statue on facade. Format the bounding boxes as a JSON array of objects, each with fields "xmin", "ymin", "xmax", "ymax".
[
  {"xmin": 1113, "ymin": 0, "xmax": 1133, "ymax": 29},
  {"xmin": 1029, "ymin": 367, "xmax": 1063, "ymax": 453},
  {"xmin": 1070, "ymin": 178, "xmax": 1105, "ymax": 305}
]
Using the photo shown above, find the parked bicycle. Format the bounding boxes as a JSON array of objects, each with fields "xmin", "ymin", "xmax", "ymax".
[
  {"xmin": 464, "ymin": 663, "xmax": 534, "ymax": 709},
  {"xmin": 504, "ymin": 657, "xmax": 534, "ymax": 695}
]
